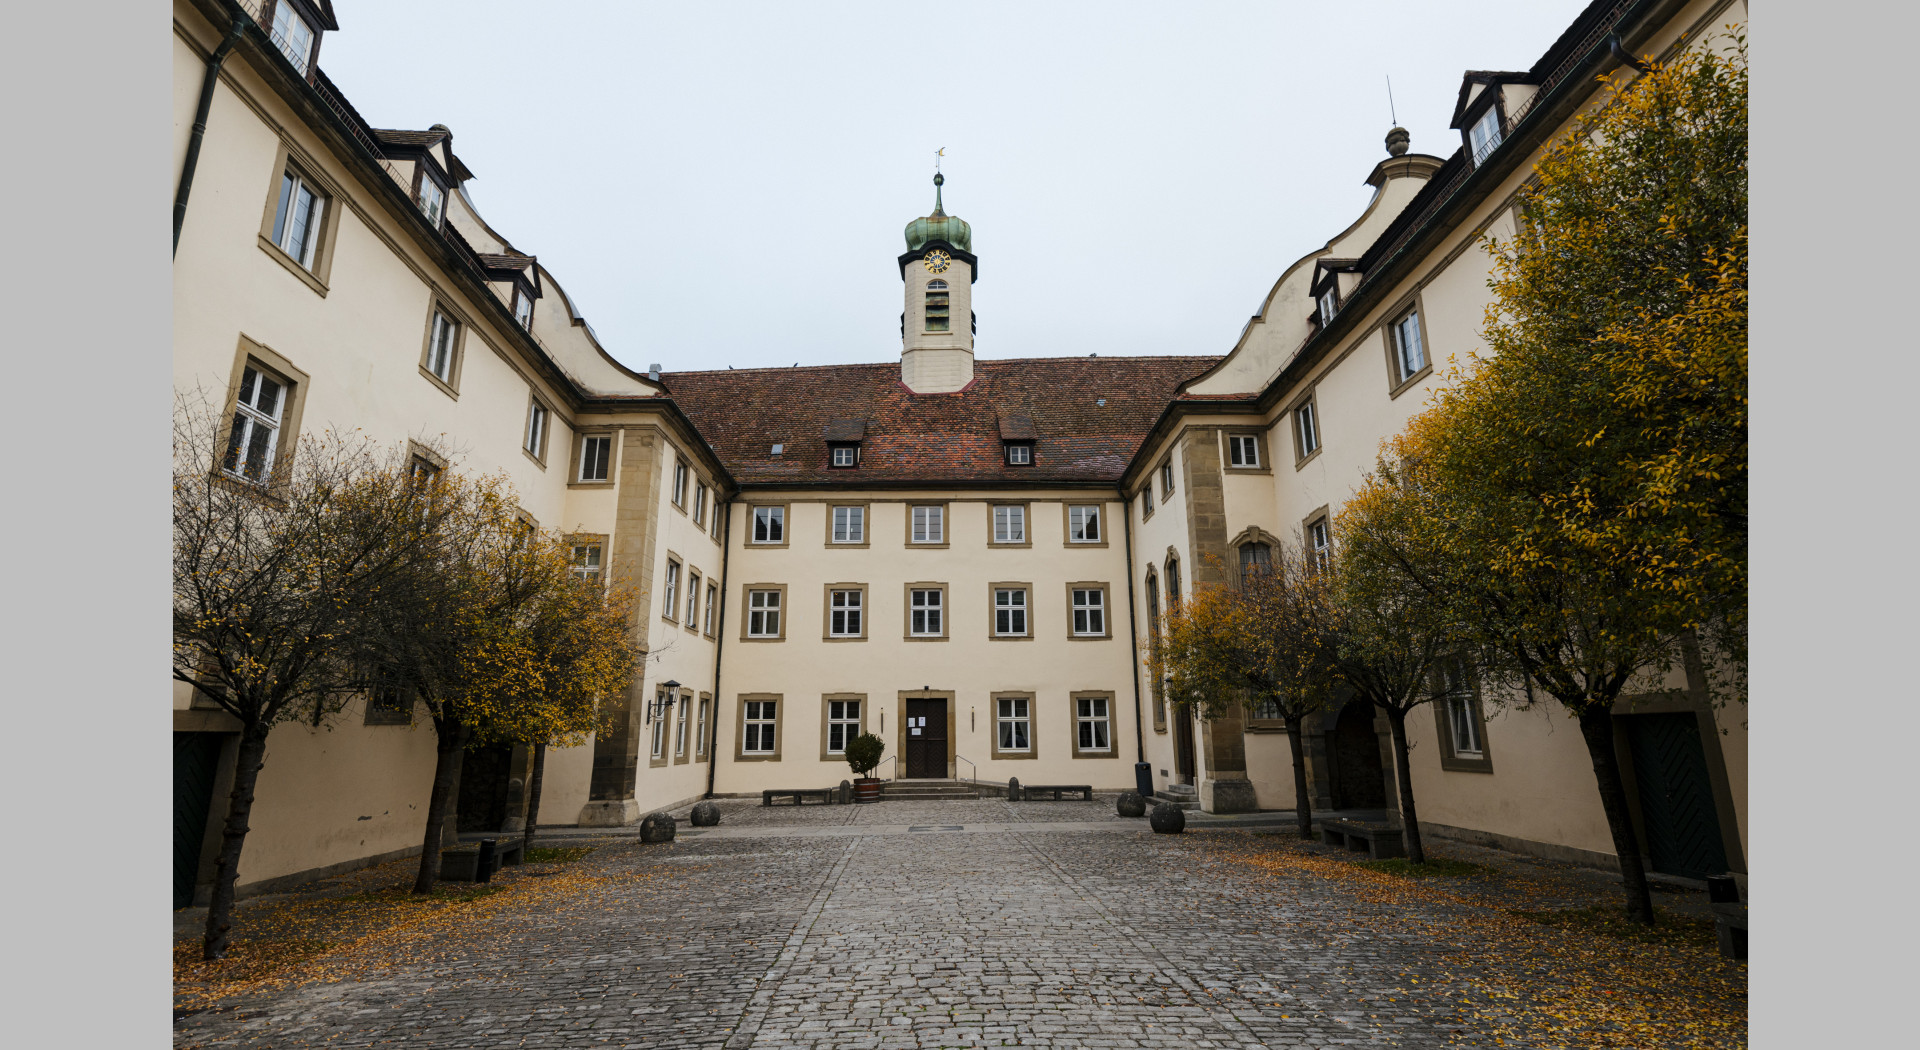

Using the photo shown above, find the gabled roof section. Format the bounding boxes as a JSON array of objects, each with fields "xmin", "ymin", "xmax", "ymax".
[
  {"xmin": 661, "ymin": 357, "xmax": 1217, "ymax": 487},
  {"xmin": 1449, "ymin": 71, "xmax": 1537, "ymax": 129},
  {"xmin": 997, "ymin": 415, "xmax": 1038, "ymax": 441},
  {"xmin": 824, "ymin": 419, "xmax": 868, "ymax": 442}
]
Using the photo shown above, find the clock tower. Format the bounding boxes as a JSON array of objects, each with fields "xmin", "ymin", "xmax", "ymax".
[{"xmin": 899, "ymin": 173, "xmax": 976, "ymax": 393}]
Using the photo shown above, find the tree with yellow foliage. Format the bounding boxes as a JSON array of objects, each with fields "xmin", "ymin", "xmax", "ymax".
[{"xmin": 1351, "ymin": 37, "xmax": 1746, "ymax": 923}]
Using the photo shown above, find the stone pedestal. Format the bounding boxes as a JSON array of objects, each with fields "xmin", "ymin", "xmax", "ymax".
[
  {"xmin": 577, "ymin": 798, "xmax": 640, "ymax": 827},
  {"xmin": 1200, "ymin": 777, "xmax": 1259, "ymax": 814}
]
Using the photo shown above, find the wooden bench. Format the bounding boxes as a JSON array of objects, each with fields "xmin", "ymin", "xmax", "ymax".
[
  {"xmin": 1319, "ymin": 819, "xmax": 1406, "ymax": 860},
  {"xmin": 1016, "ymin": 784, "xmax": 1094, "ymax": 801},
  {"xmin": 439, "ymin": 837, "xmax": 525, "ymax": 882},
  {"xmin": 1706, "ymin": 874, "xmax": 1747, "ymax": 959},
  {"xmin": 762, "ymin": 787, "xmax": 838, "ymax": 807}
]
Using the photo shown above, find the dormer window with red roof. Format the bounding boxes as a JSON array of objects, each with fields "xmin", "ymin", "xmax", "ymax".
[
  {"xmin": 997, "ymin": 414, "xmax": 1037, "ymax": 468},
  {"xmin": 824, "ymin": 419, "xmax": 866, "ymax": 468},
  {"xmin": 1005, "ymin": 443, "xmax": 1032, "ymax": 466},
  {"xmin": 830, "ymin": 445, "xmax": 858, "ymax": 468},
  {"xmin": 512, "ymin": 287, "xmax": 534, "ymax": 330},
  {"xmin": 416, "ymin": 171, "xmax": 445, "ymax": 227},
  {"xmin": 269, "ymin": 1, "xmax": 317, "ymax": 76}
]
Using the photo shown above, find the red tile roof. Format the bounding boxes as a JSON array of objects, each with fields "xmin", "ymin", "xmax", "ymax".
[{"xmin": 662, "ymin": 356, "xmax": 1219, "ymax": 487}]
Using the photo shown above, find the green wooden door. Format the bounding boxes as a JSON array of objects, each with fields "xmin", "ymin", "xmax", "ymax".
[
  {"xmin": 1624, "ymin": 713, "xmax": 1730, "ymax": 880},
  {"xmin": 174, "ymin": 732, "xmax": 225, "ymax": 909}
]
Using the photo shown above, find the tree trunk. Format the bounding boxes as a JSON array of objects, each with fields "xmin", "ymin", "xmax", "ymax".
[
  {"xmin": 521, "ymin": 741, "xmax": 547, "ymax": 855},
  {"xmin": 201, "ymin": 721, "xmax": 272, "ymax": 960},
  {"xmin": 1383, "ymin": 706, "xmax": 1426, "ymax": 864},
  {"xmin": 1284, "ymin": 714, "xmax": 1313, "ymax": 840},
  {"xmin": 1576, "ymin": 704, "xmax": 1657, "ymax": 924},
  {"xmin": 412, "ymin": 720, "xmax": 469, "ymax": 894}
]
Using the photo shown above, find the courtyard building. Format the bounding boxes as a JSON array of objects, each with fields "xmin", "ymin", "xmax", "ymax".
[{"xmin": 173, "ymin": 0, "xmax": 1747, "ymax": 908}]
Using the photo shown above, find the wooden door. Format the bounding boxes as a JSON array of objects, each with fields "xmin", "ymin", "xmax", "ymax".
[
  {"xmin": 1625, "ymin": 713, "xmax": 1730, "ymax": 879},
  {"xmin": 174, "ymin": 732, "xmax": 224, "ymax": 909},
  {"xmin": 1173, "ymin": 704, "xmax": 1196, "ymax": 784},
  {"xmin": 904, "ymin": 697, "xmax": 947, "ymax": 778},
  {"xmin": 1330, "ymin": 700, "xmax": 1387, "ymax": 810}
]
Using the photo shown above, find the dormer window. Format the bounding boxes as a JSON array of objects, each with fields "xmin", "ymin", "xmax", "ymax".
[
  {"xmin": 1317, "ymin": 288, "xmax": 1338, "ymax": 326},
  {"xmin": 925, "ymin": 279, "xmax": 950, "ymax": 332},
  {"xmin": 1468, "ymin": 106, "xmax": 1503, "ymax": 165},
  {"xmin": 270, "ymin": 2, "xmax": 316, "ymax": 76},
  {"xmin": 830, "ymin": 444, "xmax": 858, "ymax": 468},
  {"xmin": 1005, "ymin": 442, "xmax": 1033, "ymax": 467},
  {"xmin": 417, "ymin": 174, "xmax": 445, "ymax": 227},
  {"xmin": 512, "ymin": 287, "xmax": 534, "ymax": 330}
]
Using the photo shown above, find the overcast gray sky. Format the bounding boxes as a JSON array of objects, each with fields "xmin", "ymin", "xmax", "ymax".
[{"xmin": 319, "ymin": 1, "xmax": 1587, "ymax": 373}]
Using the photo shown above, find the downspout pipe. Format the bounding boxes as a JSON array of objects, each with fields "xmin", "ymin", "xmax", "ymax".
[
  {"xmin": 175, "ymin": 18, "xmax": 249, "ymax": 256},
  {"xmin": 1122, "ymin": 497, "xmax": 1146, "ymax": 767},
  {"xmin": 704, "ymin": 501, "xmax": 732, "ymax": 799}
]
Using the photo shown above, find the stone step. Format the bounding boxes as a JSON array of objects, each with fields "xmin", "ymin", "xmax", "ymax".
[
  {"xmin": 1152, "ymin": 792, "xmax": 1200, "ymax": 811},
  {"xmin": 880, "ymin": 782, "xmax": 982, "ymax": 800}
]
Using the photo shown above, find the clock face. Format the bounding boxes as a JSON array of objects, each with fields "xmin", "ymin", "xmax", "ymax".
[{"xmin": 923, "ymin": 250, "xmax": 951, "ymax": 275}]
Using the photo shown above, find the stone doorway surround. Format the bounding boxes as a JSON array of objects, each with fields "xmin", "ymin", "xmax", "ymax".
[{"xmin": 895, "ymin": 689, "xmax": 956, "ymax": 779}]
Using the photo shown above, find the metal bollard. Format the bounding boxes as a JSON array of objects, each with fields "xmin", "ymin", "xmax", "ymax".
[
  {"xmin": 1134, "ymin": 762, "xmax": 1154, "ymax": 800},
  {"xmin": 476, "ymin": 839, "xmax": 498, "ymax": 883}
]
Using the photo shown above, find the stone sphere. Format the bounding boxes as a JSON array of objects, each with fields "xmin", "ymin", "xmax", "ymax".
[
  {"xmin": 1149, "ymin": 803, "xmax": 1186, "ymax": 834},
  {"xmin": 639, "ymin": 811, "xmax": 677, "ymax": 843},
  {"xmin": 1117, "ymin": 791, "xmax": 1147, "ymax": 818},
  {"xmin": 689, "ymin": 801, "xmax": 721, "ymax": 827}
]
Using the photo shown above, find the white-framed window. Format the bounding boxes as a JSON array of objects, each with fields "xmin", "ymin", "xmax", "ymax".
[
  {"xmin": 1006, "ymin": 443, "xmax": 1032, "ymax": 466},
  {"xmin": 650, "ymin": 689, "xmax": 669, "ymax": 758},
  {"xmin": 1228, "ymin": 434, "xmax": 1260, "ymax": 468},
  {"xmin": 997, "ymin": 696, "xmax": 1032, "ymax": 752},
  {"xmin": 1441, "ymin": 663, "xmax": 1482, "ymax": 756},
  {"xmin": 513, "ymin": 288, "xmax": 534, "ymax": 330},
  {"xmin": 571, "ymin": 542, "xmax": 602, "ymax": 583},
  {"xmin": 425, "ymin": 310, "xmax": 457, "ymax": 382},
  {"xmin": 704, "ymin": 583, "xmax": 717, "ymax": 635},
  {"xmin": 747, "ymin": 589, "xmax": 781, "ymax": 637},
  {"xmin": 417, "ymin": 174, "xmax": 445, "ymax": 227},
  {"xmin": 1141, "ymin": 485, "xmax": 1153, "ymax": 519},
  {"xmin": 911, "ymin": 505, "xmax": 944, "ymax": 544},
  {"xmin": 223, "ymin": 364, "xmax": 286, "ymax": 482},
  {"xmin": 831, "ymin": 445, "xmax": 857, "ymax": 468},
  {"xmin": 1393, "ymin": 308, "xmax": 1426, "ymax": 381},
  {"xmin": 993, "ymin": 505, "xmax": 1026, "ymax": 543},
  {"xmin": 579, "ymin": 435, "xmax": 611, "ymax": 482},
  {"xmin": 1296, "ymin": 400, "xmax": 1320, "ymax": 456},
  {"xmin": 909, "ymin": 589, "xmax": 943, "ymax": 636},
  {"xmin": 672, "ymin": 461, "xmax": 688, "ymax": 506},
  {"xmin": 1468, "ymin": 106, "xmax": 1503, "ymax": 164},
  {"xmin": 1072, "ymin": 588, "xmax": 1106, "ymax": 636},
  {"xmin": 1159, "ymin": 460, "xmax": 1175, "ymax": 496},
  {"xmin": 994, "ymin": 588, "xmax": 1028, "ymax": 637},
  {"xmin": 686, "ymin": 572, "xmax": 701, "ymax": 627},
  {"xmin": 525, "ymin": 398, "xmax": 548, "ymax": 457},
  {"xmin": 831, "ymin": 506, "xmax": 865, "ymax": 544},
  {"xmin": 1076, "ymin": 696, "xmax": 1112, "ymax": 752},
  {"xmin": 1068, "ymin": 505, "xmax": 1101, "ymax": 543},
  {"xmin": 269, "ymin": 1, "xmax": 315, "ymax": 74},
  {"xmin": 829, "ymin": 589, "xmax": 863, "ymax": 637},
  {"xmin": 1317, "ymin": 288, "xmax": 1338, "ymax": 325},
  {"xmin": 674, "ymin": 694, "xmax": 690, "ymax": 757},
  {"xmin": 743, "ymin": 700, "xmax": 777, "ymax": 753},
  {"xmin": 695, "ymin": 696, "xmax": 710, "ymax": 757},
  {"xmin": 693, "ymin": 482, "xmax": 708, "ymax": 525},
  {"xmin": 662, "ymin": 561, "xmax": 680, "ymax": 621},
  {"xmin": 270, "ymin": 168, "xmax": 326, "ymax": 269},
  {"xmin": 827, "ymin": 699, "xmax": 862, "ymax": 754},
  {"xmin": 1308, "ymin": 519, "xmax": 1331, "ymax": 571},
  {"xmin": 711, "ymin": 500, "xmax": 725, "ymax": 539},
  {"xmin": 752, "ymin": 506, "xmax": 785, "ymax": 544}
]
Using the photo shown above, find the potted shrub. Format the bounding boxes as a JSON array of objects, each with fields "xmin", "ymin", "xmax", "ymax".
[{"xmin": 846, "ymin": 732, "xmax": 886, "ymax": 803}]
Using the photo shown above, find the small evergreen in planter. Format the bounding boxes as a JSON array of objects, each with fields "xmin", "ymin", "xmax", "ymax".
[{"xmin": 845, "ymin": 732, "xmax": 886, "ymax": 803}]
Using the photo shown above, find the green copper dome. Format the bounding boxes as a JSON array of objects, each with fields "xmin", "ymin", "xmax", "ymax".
[{"xmin": 904, "ymin": 173, "xmax": 972, "ymax": 254}]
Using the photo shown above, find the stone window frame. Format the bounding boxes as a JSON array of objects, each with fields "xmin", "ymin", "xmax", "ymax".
[
  {"xmin": 219, "ymin": 336, "xmax": 312, "ymax": 493},
  {"xmin": 692, "ymin": 480, "xmax": 709, "ymax": 528},
  {"xmin": 1144, "ymin": 566, "xmax": 1167, "ymax": 733},
  {"xmin": 566, "ymin": 532, "xmax": 608, "ymax": 586},
  {"xmin": 1062, "ymin": 502, "xmax": 1110, "ymax": 548},
  {"xmin": 1157, "ymin": 456, "xmax": 1177, "ymax": 502},
  {"xmin": 648, "ymin": 684, "xmax": 672, "ymax": 767},
  {"xmin": 1140, "ymin": 482, "xmax": 1154, "ymax": 521},
  {"xmin": 1431, "ymin": 659, "xmax": 1494, "ymax": 773},
  {"xmin": 819, "ymin": 693, "xmax": 867, "ymax": 761},
  {"xmin": 986, "ymin": 581, "xmax": 1034, "ymax": 641},
  {"xmin": 990, "ymin": 691, "xmax": 1038, "ymax": 760},
  {"xmin": 1229, "ymin": 526, "xmax": 1283, "ymax": 588},
  {"xmin": 822, "ymin": 582, "xmax": 870, "ymax": 642},
  {"xmin": 362, "ymin": 678, "xmax": 416, "ymax": 727},
  {"xmin": 684, "ymin": 568, "xmax": 703, "ymax": 633},
  {"xmin": 693, "ymin": 692, "xmax": 712, "ymax": 762},
  {"xmin": 1383, "ymin": 291, "xmax": 1435, "ymax": 399},
  {"xmin": 1070, "ymin": 691, "xmax": 1119, "ymax": 759},
  {"xmin": 905, "ymin": 502, "xmax": 950, "ymax": 548},
  {"xmin": 1244, "ymin": 687, "xmax": 1287, "ymax": 733},
  {"xmin": 703, "ymin": 580, "xmax": 719, "ymax": 638},
  {"xmin": 670, "ymin": 454, "xmax": 689, "ymax": 513},
  {"xmin": 740, "ymin": 583, "xmax": 788, "ymax": 642},
  {"xmin": 1164, "ymin": 552, "xmax": 1183, "ymax": 606},
  {"xmin": 673, "ymin": 686, "xmax": 694, "ymax": 764},
  {"xmin": 660, "ymin": 555, "xmax": 683, "ymax": 625},
  {"xmin": 734, "ymin": 693, "xmax": 783, "ymax": 761},
  {"xmin": 522, "ymin": 390, "xmax": 555, "ymax": 469},
  {"xmin": 1222, "ymin": 429, "xmax": 1272, "ymax": 475},
  {"xmin": 568, "ymin": 429, "xmax": 617, "ymax": 489},
  {"xmin": 987, "ymin": 501, "xmax": 1032, "ymax": 548},
  {"xmin": 1065, "ymin": 582, "xmax": 1113, "ymax": 641},
  {"xmin": 1289, "ymin": 387, "xmax": 1323, "ymax": 468},
  {"xmin": 255, "ymin": 142, "xmax": 343, "ymax": 297},
  {"xmin": 903, "ymin": 582, "xmax": 950, "ymax": 641},
  {"xmin": 1301, "ymin": 507, "xmax": 1332, "ymax": 573},
  {"xmin": 416, "ymin": 294, "xmax": 471, "ymax": 400},
  {"xmin": 747, "ymin": 503, "xmax": 790, "ymax": 548},
  {"xmin": 825, "ymin": 502, "xmax": 872, "ymax": 548}
]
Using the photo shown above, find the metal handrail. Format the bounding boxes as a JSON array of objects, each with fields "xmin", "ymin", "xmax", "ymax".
[
  {"xmin": 878, "ymin": 755, "xmax": 899, "ymax": 781},
  {"xmin": 954, "ymin": 754, "xmax": 977, "ymax": 784}
]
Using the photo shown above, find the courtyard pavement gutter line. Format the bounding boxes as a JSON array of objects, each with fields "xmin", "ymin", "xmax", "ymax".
[
  {"xmin": 1009, "ymin": 828, "xmax": 1267, "ymax": 1049},
  {"xmin": 720, "ymin": 835, "xmax": 862, "ymax": 1049}
]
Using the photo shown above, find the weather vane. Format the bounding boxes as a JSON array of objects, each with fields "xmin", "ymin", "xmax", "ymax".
[{"xmin": 935, "ymin": 146, "xmax": 945, "ymax": 174}]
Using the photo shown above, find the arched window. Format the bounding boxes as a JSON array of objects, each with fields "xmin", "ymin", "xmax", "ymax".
[
  {"xmin": 1145, "ymin": 568, "xmax": 1165, "ymax": 726},
  {"xmin": 1165, "ymin": 556, "xmax": 1182, "ymax": 605},
  {"xmin": 1238, "ymin": 542, "xmax": 1272, "ymax": 581},
  {"xmin": 925, "ymin": 279, "xmax": 950, "ymax": 332}
]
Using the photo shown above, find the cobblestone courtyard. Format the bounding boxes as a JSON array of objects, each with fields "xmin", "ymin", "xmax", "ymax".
[{"xmin": 174, "ymin": 798, "xmax": 1745, "ymax": 1049}]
